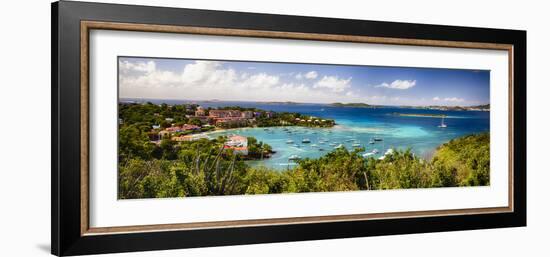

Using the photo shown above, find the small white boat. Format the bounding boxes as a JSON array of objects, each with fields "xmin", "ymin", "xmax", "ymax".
[
  {"xmin": 311, "ymin": 144, "xmax": 318, "ymax": 147},
  {"xmin": 334, "ymin": 144, "xmax": 344, "ymax": 149},
  {"xmin": 302, "ymin": 138, "xmax": 311, "ymax": 143},
  {"xmin": 363, "ymin": 152, "xmax": 375, "ymax": 157},
  {"xmin": 362, "ymin": 148, "xmax": 380, "ymax": 158},
  {"xmin": 369, "ymin": 139, "xmax": 375, "ymax": 144},
  {"xmin": 329, "ymin": 143, "xmax": 337, "ymax": 146},
  {"xmin": 293, "ymin": 144, "xmax": 300, "ymax": 147},
  {"xmin": 286, "ymin": 139, "xmax": 294, "ymax": 144},
  {"xmin": 288, "ymin": 154, "xmax": 301, "ymax": 161},
  {"xmin": 438, "ymin": 116, "xmax": 448, "ymax": 128},
  {"xmin": 352, "ymin": 143, "xmax": 361, "ymax": 147}
]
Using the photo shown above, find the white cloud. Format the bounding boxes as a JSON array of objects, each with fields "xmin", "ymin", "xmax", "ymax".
[
  {"xmin": 313, "ymin": 76, "xmax": 352, "ymax": 92},
  {"xmin": 121, "ymin": 60, "xmax": 241, "ymax": 90},
  {"xmin": 120, "ymin": 60, "xmax": 362, "ymax": 103},
  {"xmin": 443, "ymin": 97, "xmax": 464, "ymax": 102},
  {"xmin": 432, "ymin": 96, "xmax": 465, "ymax": 103},
  {"xmin": 241, "ymin": 73, "xmax": 280, "ymax": 89},
  {"xmin": 305, "ymin": 71, "xmax": 318, "ymax": 79},
  {"xmin": 180, "ymin": 61, "xmax": 237, "ymax": 86},
  {"xmin": 119, "ymin": 60, "xmax": 156, "ymax": 74},
  {"xmin": 295, "ymin": 71, "xmax": 318, "ymax": 80},
  {"xmin": 375, "ymin": 79, "xmax": 416, "ymax": 90}
]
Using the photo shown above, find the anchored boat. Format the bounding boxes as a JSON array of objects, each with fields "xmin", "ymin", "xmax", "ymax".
[
  {"xmin": 438, "ymin": 116, "xmax": 448, "ymax": 128},
  {"xmin": 288, "ymin": 154, "xmax": 301, "ymax": 161},
  {"xmin": 362, "ymin": 149, "xmax": 379, "ymax": 157}
]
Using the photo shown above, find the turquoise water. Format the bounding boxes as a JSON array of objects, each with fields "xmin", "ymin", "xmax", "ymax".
[{"xmin": 130, "ymin": 99, "xmax": 490, "ymax": 170}]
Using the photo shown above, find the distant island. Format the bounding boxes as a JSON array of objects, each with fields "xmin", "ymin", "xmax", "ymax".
[
  {"xmin": 423, "ymin": 104, "xmax": 490, "ymax": 111},
  {"xmin": 329, "ymin": 103, "xmax": 491, "ymax": 112},
  {"xmin": 328, "ymin": 102, "xmax": 488, "ymax": 111},
  {"xmin": 264, "ymin": 101, "xmax": 301, "ymax": 105},
  {"xmin": 330, "ymin": 102, "xmax": 372, "ymax": 108}
]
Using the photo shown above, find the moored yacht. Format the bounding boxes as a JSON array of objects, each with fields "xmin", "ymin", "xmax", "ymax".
[
  {"xmin": 438, "ymin": 116, "xmax": 448, "ymax": 128},
  {"xmin": 288, "ymin": 154, "xmax": 301, "ymax": 161},
  {"xmin": 362, "ymin": 149, "xmax": 379, "ymax": 157}
]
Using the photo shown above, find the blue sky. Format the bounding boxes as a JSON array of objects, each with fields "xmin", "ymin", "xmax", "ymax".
[{"xmin": 119, "ymin": 57, "xmax": 490, "ymax": 106}]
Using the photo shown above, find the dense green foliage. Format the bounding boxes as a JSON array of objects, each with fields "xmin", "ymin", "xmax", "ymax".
[
  {"xmin": 430, "ymin": 133, "xmax": 490, "ymax": 186},
  {"xmin": 119, "ymin": 102, "xmax": 195, "ymax": 127},
  {"xmin": 256, "ymin": 112, "xmax": 334, "ymax": 128},
  {"xmin": 118, "ymin": 129, "xmax": 490, "ymax": 199}
]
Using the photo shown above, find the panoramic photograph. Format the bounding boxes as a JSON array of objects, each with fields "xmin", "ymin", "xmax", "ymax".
[{"xmin": 117, "ymin": 56, "xmax": 490, "ymax": 199}]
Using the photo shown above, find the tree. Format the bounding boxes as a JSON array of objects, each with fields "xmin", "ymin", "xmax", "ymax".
[
  {"xmin": 189, "ymin": 118, "xmax": 202, "ymax": 126},
  {"xmin": 118, "ymin": 125, "xmax": 154, "ymax": 162}
]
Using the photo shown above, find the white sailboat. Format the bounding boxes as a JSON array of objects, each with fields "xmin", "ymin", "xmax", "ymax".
[{"xmin": 438, "ymin": 116, "xmax": 448, "ymax": 128}]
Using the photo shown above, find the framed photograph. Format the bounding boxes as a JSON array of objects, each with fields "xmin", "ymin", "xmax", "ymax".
[{"xmin": 52, "ymin": 1, "xmax": 526, "ymax": 256}]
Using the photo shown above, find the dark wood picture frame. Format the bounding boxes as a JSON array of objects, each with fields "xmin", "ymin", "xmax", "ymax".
[{"xmin": 52, "ymin": 1, "xmax": 526, "ymax": 256}]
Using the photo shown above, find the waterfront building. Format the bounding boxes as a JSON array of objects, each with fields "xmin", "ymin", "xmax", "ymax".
[
  {"xmin": 242, "ymin": 111, "xmax": 254, "ymax": 119},
  {"xmin": 195, "ymin": 106, "xmax": 206, "ymax": 116},
  {"xmin": 209, "ymin": 110, "xmax": 242, "ymax": 118},
  {"xmin": 215, "ymin": 117, "xmax": 248, "ymax": 127},
  {"xmin": 224, "ymin": 135, "xmax": 248, "ymax": 155}
]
